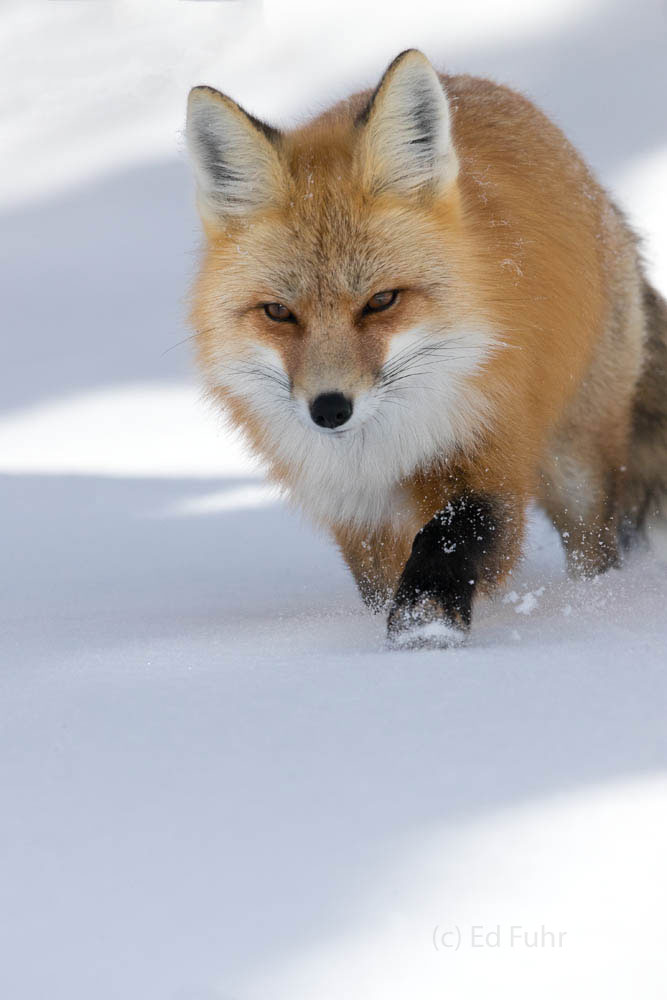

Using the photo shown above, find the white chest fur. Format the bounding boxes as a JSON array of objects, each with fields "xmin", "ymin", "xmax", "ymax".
[{"xmin": 209, "ymin": 327, "xmax": 498, "ymax": 530}]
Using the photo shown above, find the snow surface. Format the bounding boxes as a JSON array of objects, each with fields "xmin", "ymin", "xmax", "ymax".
[{"xmin": 2, "ymin": 1, "xmax": 667, "ymax": 998}]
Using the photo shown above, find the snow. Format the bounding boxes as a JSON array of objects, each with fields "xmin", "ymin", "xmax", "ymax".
[
  {"xmin": 387, "ymin": 617, "xmax": 467, "ymax": 650},
  {"xmin": 513, "ymin": 587, "xmax": 545, "ymax": 615},
  {"xmin": 2, "ymin": 1, "xmax": 667, "ymax": 998}
]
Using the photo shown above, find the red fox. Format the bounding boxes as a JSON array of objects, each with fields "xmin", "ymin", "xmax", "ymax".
[{"xmin": 185, "ymin": 50, "xmax": 667, "ymax": 648}]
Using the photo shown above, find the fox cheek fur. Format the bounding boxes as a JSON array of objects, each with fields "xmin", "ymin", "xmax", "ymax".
[{"xmin": 186, "ymin": 49, "xmax": 667, "ymax": 649}]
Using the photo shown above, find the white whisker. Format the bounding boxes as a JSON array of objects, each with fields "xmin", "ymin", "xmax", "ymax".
[{"xmin": 205, "ymin": 327, "xmax": 501, "ymax": 529}]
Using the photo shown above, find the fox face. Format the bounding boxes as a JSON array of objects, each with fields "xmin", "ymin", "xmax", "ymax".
[{"xmin": 187, "ymin": 51, "xmax": 499, "ymax": 528}]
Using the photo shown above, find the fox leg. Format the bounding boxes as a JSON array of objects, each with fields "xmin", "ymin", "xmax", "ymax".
[
  {"xmin": 333, "ymin": 522, "xmax": 416, "ymax": 612},
  {"xmin": 538, "ymin": 291, "xmax": 645, "ymax": 576},
  {"xmin": 386, "ymin": 490, "xmax": 525, "ymax": 649},
  {"xmin": 540, "ymin": 442, "xmax": 628, "ymax": 577},
  {"xmin": 541, "ymin": 478, "xmax": 622, "ymax": 577}
]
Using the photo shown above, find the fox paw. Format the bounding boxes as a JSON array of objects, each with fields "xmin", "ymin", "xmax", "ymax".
[{"xmin": 386, "ymin": 596, "xmax": 467, "ymax": 650}]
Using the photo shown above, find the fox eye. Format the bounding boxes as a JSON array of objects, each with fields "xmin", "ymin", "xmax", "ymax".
[
  {"xmin": 264, "ymin": 302, "xmax": 295, "ymax": 323},
  {"xmin": 364, "ymin": 290, "xmax": 399, "ymax": 314}
]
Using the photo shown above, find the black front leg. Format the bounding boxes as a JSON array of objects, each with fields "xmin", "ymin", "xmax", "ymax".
[{"xmin": 387, "ymin": 492, "xmax": 500, "ymax": 649}]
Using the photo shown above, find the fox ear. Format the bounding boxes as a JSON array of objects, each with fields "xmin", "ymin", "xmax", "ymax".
[
  {"xmin": 186, "ymin": 86, "xmax": 284, "ymax": 219},
  {"xmin": 359, "ymin": 50, "xmax": 458, "ymax": 197}
]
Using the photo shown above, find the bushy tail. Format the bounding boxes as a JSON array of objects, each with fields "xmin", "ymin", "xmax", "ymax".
[{"xmin": 623, "ymin": 279, "xmax": 667, "ymax": 539}]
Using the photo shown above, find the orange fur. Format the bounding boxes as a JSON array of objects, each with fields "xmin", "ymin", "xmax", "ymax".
[{"xmin": 186, "ymin": 52, "xmax": 666, "ymax": 635}]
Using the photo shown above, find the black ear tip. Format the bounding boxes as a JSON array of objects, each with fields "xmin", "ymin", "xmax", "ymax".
[
  {"xmin": 187, "ymin": 86, "xmax": 224, "ymax": 122},
  {"xmin": 395, "ymin": 47, "xmax": 426, "ymax": 61},
  {"xmin": 355, "ymin": 49, "xmax": 434, "ymax": 128},
  {"xmin": 189, "ymin": 84, "xmax": 223, "ymax": 103},
  {"xmin": 186, "ymin": 86, "xmax": 279, "ymax": 145},
  {"xmin": 387, "ymin": 48, "xmax": 429, "ymax": 72}
]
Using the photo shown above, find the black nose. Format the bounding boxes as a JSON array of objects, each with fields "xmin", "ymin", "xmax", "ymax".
[{"xmin": 309, "ymin": 392, "xmax": 353, "ymax": 429}]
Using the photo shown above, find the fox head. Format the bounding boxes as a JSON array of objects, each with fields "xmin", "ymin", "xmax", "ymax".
[{"xmin": 186, "ymin": 50, "xmax": 498, "ymax": 527}]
